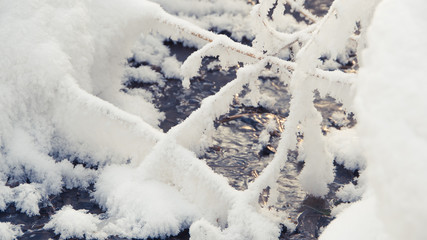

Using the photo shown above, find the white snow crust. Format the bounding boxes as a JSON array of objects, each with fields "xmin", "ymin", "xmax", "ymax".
[
  {"xmin": 320, "ymin": 0, "xmax": 427, "ymax": 239},
  {"xmin": 0, "ymin": 0, "xmax": 165, "ymax": 217},
  {"xmin": 44, "ymin": 205, "xmax": 105, "ymax": 239},
  {"xmin": 0, "ymin": 222, "xmax": 23, "ymax": 240}
]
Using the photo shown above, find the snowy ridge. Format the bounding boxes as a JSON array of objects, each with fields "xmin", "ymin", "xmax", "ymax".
[{"xmin": 321, "ymin": 0, "xmax": 427, "ymax": 239}]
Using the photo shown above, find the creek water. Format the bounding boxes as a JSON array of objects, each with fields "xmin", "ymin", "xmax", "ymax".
[{"xmin": 135, "ymin": 39, "xmax": 357, "ymax": 239}]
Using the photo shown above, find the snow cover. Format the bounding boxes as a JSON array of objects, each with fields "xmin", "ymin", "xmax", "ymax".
[
  {"xmin": 327, "ymin": 128, "xmax": 365, "ymax": 171},
  {"xmin": 0, "ymin": 0, "xmax": 168, "ymax": 219},
  {"xmin": 320, "ymin": 0, "xmax": 427, "ymax": 239},
  {"xmin": 1, "ymin": 0, "xmax": 425, "ymax": 239},
  {"xmin": 0, "ymin": 0, "xmax": 285, "ymax": 238},
  {"xmin": 44, "ymin": 205, "xmax": 105, "ymax": 239},
  {"xmin": 0, "ymin": 222, "xmax": 22, "ymax": 240},
  {"xmin": 125, "ymin": 34, "xmax": 183, "ymax": 85},
  {"xmin": 150, "ymin": 0, "xmax": 254, "ymax": 41}
]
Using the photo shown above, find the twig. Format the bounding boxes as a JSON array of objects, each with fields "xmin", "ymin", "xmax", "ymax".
[
  {"xmin": 284, "ymin": 0, "xmax": 318, "ymax": 23},
  {"xmin": 156, "ymin": 10, "xmax": 353, "ymax": 86}
]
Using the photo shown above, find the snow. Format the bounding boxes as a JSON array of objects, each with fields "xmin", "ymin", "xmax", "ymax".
[
  {"xmin": 162, "ymin": 57, "xmax": 183, "ymax": 79},
  {"xmin": 0, "ymin": 0, "xmax": 166, "ymax": 211},
  {"xmin": 44, "ymin": 205, "xmax": 105, "ymax": 239},
  {"xmin": 1, "ymin": 0, "xmax": 260, "ymax": 236},
  {"xmin": 13, "ymin": 184, "xmax": 43, "ymax": 217},
  {"xmin": 150, "ymin": 0, "xmax": 253, "ymax": 41},
  {"xmin": 0, "ymin": 222, "xmax": 23, "ymax": 240},
  {"xmin": 94, "ymin": 164, "xmax": 200, "ymax": 238},
  {"xmin": 320, "ymin": 0, "xmax": 427, "ymax": 239},
  {"xmin": 0, "ymin": 182, "xmax": 13, "ymax": 211},
  {"xmin": 336, "ymin": 181, "xmax": 365, "ymax": 202},
  {"xmin": 127, "ymin": 34, "xmax": 182, "ymax": 81},
  {"xmin": 327, "ymin": 128, "xmax": 365, "ymax": 171},
  {"xmin": 357, "ymin": 0, "xmax": 427, "ymax": 239},
  {"xmin": 320, "ymin": 195, "xmax": 386, "ymax": 240},
  {"xmin": 170, "ymin": 63, "xmax": 264, "ymax": 154},
  {"xmin": 284, "ymin": 0, "xmax": 378, "ymax": 196},
  {"xmin": 189, "ymin": 219, "xmax": 224, "ymax": 240},
  {"xmin": 124, "ymin": 66, "xmax": 165, "ymax": 86},
  {"xmin": 132, "ymin": 34, "xmax": 171, "ymax": 66},
  {"xmin": 1, "ymin": 0, "xmax": 426, "ymax": 239}
]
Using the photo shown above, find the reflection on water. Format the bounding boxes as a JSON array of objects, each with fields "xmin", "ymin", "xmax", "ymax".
[
  {"xmin": 135, "ymin": 4, "xmax": 343, "ymax": 238},
  {"xmin": 305, "ymin": 0, "xmax": 333, "ymax": 16},
  {"xmin": 139, "ymin": 38, "xmax": 357, "ymax": 239}
]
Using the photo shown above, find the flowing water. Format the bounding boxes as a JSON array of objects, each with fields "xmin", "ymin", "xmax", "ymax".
[{"xmin": 139, "ymin": 40, "xmax": 357, "ymax": 239}]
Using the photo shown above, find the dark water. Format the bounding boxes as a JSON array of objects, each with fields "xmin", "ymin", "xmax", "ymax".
[
  {"xmin": 127, "ymin": 38, "xmax": 357, "ymax": 239},
  {"xmin": 1, "ymin": 1, "xmax": 357, "ymax": 239},
  {"xmin": 304, "ymin": 0, "xmax": 333, "ymax": 16},
  {"xmin": 0, "ymin": 187, "xmax": 103, "ymax": 239}
]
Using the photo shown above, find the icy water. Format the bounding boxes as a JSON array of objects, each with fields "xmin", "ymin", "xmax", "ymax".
[
  {"xmin": 134, "ymin": 40, "xmax": 357, "ymax": 240},
  {"xmin": 0, "ymin": 1, "xmax": 358, "ymax": 239}
]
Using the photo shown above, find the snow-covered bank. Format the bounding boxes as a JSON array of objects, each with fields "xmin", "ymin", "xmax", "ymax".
[
  {"xmin": 320, "ymin": 0, "xmax": 427, "ymax": 239},
  {"xmin": 0, "ymin": 0, "xmax": 167, "ymax": 238}
]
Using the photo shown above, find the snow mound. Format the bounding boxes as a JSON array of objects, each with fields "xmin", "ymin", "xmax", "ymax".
[
  {"xmin": 320, "ymin": 0, "xmax": 427, "ymax": 239},
  {"xmin": 44, "ymin": 205, "xmax": 105, "ymax": 239},
  {"xmin": 0, "ymin": 0, "xmax": 164, "ymax": 216},
  {"xmin": 0, "ymin": 222, "xmax": 23, "ymax": 240}
]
